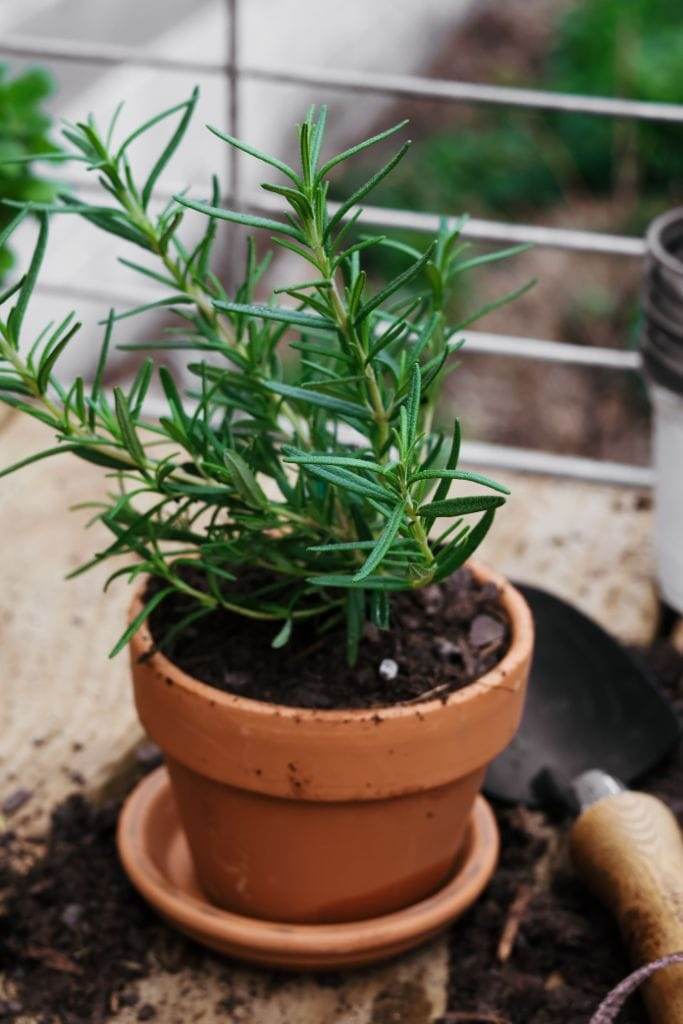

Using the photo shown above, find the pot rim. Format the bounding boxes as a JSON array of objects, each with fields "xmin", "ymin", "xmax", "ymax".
[{"xmin": 129, "ymin": 561, "xmax": 533, "ymax": 724}]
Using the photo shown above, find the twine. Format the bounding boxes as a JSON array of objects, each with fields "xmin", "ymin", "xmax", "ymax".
[{"xmin": 589, "ymin": 952, "xmax": 683, "ymax": 1023}]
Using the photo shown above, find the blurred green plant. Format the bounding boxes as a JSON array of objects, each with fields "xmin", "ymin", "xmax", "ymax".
[
  {"xmin": 341, "ymin": 121, "xmax": 564, "ymax": 224},
  {"xmin": 549, "ymin": 0, "xmax": 683, "ymax": 203},
  {"xmin": 335, "ymin": 0, "xmax": 683, "ymax": 223},
  {"xmin": 0, "ymin": 66, "xmax": 58, "ymax": 278}
]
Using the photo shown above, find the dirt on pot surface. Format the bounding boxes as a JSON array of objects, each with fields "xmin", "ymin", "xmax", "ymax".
[
  {"xmin": 146, "ymin": 567, "xmax": 511, "ymax": 710},
  {"xmin": 0, "ymin": 642, "xmax": 680, "ymax": 1023}
]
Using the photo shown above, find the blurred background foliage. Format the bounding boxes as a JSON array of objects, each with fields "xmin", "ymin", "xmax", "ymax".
[
  {"xmin": 326, "ymin": 0, "xmax": 682, "ymax": 467},
  {"xmin": 334, "ymin": 0, "xmax": 683, "ymax": 228},
  {"xmin": 0, "ymin": 65, "xmax": 58, "ymax": 278},
  {"xmin": 550, "ymin": 0, "xmax": 683, "ymax": 213}
]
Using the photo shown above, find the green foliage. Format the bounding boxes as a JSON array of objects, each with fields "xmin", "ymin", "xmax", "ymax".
[
  {"xmin": 0, "ymin": 94, "xmax": 526, "ymax": 662},
  {"xmin": 342, "ymin": 120, "xmax": 564, "ymax": 224},
  {"xmin": 548, "ymin": 0, "xmax": 683, "ymax": 200},
  {"xmin": 0, "ymin": 66, "xmax": 58, "ymax": 277},
  {"xmin": 334, "ymin": 0, "xmax": 682, "ymax": 226}
]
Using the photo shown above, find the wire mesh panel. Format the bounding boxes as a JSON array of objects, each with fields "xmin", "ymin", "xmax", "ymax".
[{"xmin": 2, "ymin": 0, "xmax": 681, "ymax": 486}]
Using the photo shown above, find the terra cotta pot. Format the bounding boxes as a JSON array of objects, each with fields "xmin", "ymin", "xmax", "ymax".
[{"xmin": 128, "ymin": 562, "xmax": 533, "ymax": 924}]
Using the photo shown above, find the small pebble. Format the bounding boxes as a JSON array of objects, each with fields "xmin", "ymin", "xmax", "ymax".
[
  {"xmin": 2, "ymin": 788, "xmax": 32, "ymax": 817},
  {"xmin": 119, "ymin": 991, "xmax": 140, "ymax": 1008},
  {"xmin": 61, "ymin": 903, "xmax": 83, "ymax": 929},
  {"xmin": 137, "ymin": 1004, "xmax": 157, "ymax": 1021},
  {"xmin": 135, "ymin": 741, "xmax": 162, "ymax": 768},
  {"xmin": 222, "ymin": 670, "xmax": 250, "ymax": 691},
  {"xmin": 443, "ymin": 599, "xmax": 476, "ymax": 624},
  {"xmin": 378, "ymin": 658, "xmax": 399, "ymax": 681},
  {"xmin": 419, "ymin": 584, "xmax": 443, "ymax": 614},
  {"xmin": 545, "ymin": 970, "xmax": 566, "ymax": 991},
  {"xmin": 0, "ymin": 1001, "xmax": 23, "ymax": 1016},
  {"xmin": 433, "ymin": 637, "xmax": 459, "ymax": 659},
  {"xmin": 469, "ymin": 614, "xmax": 505, "ymax": 648}
]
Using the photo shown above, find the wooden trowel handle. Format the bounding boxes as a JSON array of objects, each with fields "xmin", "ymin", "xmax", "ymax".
[{"xmin": 570, "ymin": 791, "xmax": 683, "ymax": 1023}]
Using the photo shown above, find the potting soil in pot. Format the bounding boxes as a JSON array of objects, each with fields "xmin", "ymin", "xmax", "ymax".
[{"xmin": 146, "ymin": 566, "xmax": 511, "ymax": 709}]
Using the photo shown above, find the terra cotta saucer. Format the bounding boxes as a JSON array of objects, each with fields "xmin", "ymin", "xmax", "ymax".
[{"xmin": 117, "ymin": 766, "xmax": 499, "ymax": 970}]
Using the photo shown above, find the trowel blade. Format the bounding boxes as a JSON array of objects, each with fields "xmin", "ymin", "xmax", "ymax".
[{"xmin": 484, "ymin": 584, "xmax": 680, "ymax": 807}]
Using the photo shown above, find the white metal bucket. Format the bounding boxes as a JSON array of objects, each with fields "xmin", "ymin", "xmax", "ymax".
[{"xmin": 651, "ymin": 384, "xmax": 683, "ymax": 613}]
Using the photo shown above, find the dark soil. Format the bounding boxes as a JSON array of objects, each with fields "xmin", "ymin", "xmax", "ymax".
[
  {"xmin": 146, "ymin": 567, "xmax": 511, "ymax": 710},
  {"xmin": 0, "ymin": 794, "xmax": 159, "ymax": 1023},
  {"xmin": 0, "ymin": 642, "xmax": 680, "ymax": 1023}
]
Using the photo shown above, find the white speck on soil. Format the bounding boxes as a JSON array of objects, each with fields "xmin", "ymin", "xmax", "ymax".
[{"xmin": 378, "ymin": 658, "xmax": 399, "ymax": 681}]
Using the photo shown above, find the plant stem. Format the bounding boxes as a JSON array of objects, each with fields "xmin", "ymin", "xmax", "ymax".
[
  {"xmin": 405, "ymin": 496, "xmax": 435, "ymax": 581},
  {"xmin": 313, "ymin": 242, "xmax": 391, "ymax": 457}
]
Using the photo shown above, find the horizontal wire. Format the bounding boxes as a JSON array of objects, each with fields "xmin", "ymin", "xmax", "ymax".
[
  {"xmin": 459, "ymin": 441, "xmax": 652, "ymax": 489},
  {"xmin": 50, "ymin": 176, "xmax": 647, "ymax": 256},
  {"xmin": 2, "ymin": 35, "xmax": 683, "ymax": 124}
]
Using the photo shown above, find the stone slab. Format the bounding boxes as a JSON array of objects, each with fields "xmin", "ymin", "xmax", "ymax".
[{"xmin": 477, "ymin": 469, "xmax": 658, "ymax": 645}]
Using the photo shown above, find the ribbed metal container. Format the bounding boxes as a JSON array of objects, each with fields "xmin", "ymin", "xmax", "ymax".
[
  {"xmin": 644, "ymin": 208, "xmax": 683, "ymax": 395},
  {"xmin": 643, "ymin": 209, "xmax": 683, "ymax": 613}
]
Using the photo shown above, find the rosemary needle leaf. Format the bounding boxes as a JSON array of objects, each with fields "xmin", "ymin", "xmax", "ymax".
[
  {"xmin": 353, "ymin": 500, "xmax": 406, "ymax": 582},
  {"xmin": 175, "ymin": 195, "xmax": 305, "ymax": 241},
  {"xmin": 207, "ymin": 124, "xmax": 300, "ymax": 184},
  {"xmin": 420, "ymin": 495, "xmax": 506, "ymax": 519}
]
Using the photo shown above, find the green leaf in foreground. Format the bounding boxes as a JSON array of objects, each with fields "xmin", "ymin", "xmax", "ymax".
[
  {"xmin": 420, "ymin": 495, "xmax": 506, "ymax": 519},
  {"xmin": 353, "ymin": 500, "xmax": 406, "ymax": 582}
]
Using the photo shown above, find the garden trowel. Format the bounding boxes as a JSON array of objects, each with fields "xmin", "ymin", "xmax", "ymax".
[{"xmin": 485, "ymin": 583, "xmax": 683, "ymax": 1023}]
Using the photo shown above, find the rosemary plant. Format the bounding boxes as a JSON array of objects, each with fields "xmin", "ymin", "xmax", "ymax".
[{"xmin": 0, "ymin": 93, "xmax": 531, "ymax": 664}]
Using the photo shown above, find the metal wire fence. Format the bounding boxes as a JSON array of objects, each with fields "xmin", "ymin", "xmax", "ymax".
[{"xmin": 3, "ymin": 0, "xmax": 682, "ymax": 487}]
